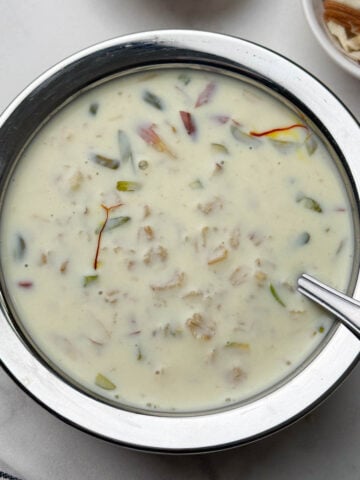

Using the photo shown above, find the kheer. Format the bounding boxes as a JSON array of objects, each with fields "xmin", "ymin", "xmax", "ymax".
[{"xmin": 0, "ymin": 69, "xmax": 354, "ymax": 411}]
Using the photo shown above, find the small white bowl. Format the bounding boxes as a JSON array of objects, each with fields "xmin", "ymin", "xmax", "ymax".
[{"xmin": 302, "ymin": 0, "xmax": 360, "ymax": 79}]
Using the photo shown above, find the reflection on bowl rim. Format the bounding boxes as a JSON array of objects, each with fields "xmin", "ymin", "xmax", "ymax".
[
  {"xmin": 302, "ymin": 0, "xmax": 360, "ymax": 79},
  {"xmin": 0, "ymin": 30, "xmax": 359, "ymax": 453}
]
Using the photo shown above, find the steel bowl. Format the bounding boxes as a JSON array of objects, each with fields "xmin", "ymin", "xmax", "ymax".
[{"xmin": 0, "ymin": 30, "xmax": 359, "ymax": 453}]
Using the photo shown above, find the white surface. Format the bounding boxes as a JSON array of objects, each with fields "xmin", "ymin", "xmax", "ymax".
[
  {"xmin": 302, "ymin": 0, "xmax": 360, "ymax": 79},
  {"xmin": 0, "ymin": 1, "xmax": 359, "ymax": 478}
]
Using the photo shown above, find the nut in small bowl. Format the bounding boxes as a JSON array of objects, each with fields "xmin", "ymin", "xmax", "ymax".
[{"xmin": 302, "ymin": 0, "xmax": 360, "ymax": 79}]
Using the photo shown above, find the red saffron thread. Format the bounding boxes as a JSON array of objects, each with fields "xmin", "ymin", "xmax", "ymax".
[
  {"xmin": 250, "ymin": 124, "xmax": 307, "ymax": 137},
  {"xmin": 93, "ymin": 203, "xmax": 122, "ymax": 270}
]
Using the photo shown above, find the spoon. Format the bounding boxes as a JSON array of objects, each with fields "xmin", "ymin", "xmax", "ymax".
[{"xmin": 298, "ymin": 273, "xmax": 360, "ymax": 340}]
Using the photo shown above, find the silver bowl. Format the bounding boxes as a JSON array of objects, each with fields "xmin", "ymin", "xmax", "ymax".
[{"xmin": 0, "ymin": 30, "xmax": 359, "ymax": 453}]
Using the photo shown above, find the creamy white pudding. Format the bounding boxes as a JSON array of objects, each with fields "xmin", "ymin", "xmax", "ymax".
[{"xmin": 0, "ymin": 69, "xmax": 354, "ymax": 411}]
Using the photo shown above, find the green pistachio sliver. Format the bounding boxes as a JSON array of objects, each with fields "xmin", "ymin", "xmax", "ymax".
[
  {"xmin": 105, "ymin": 216, "xmax": 130, "ymax": 231},
  {"xmin": 230, "ymin": 124, "xmax": 261, "ymax": 148},
  {"xmin": 136, "ymin": 345, "xmax": 143, "ymax": 361},
  {"xmin": 95, "ymin": 216, "xmax": 131, "ymax": 234},
  {"xmin": 305, "ymin": 133, "xmax": 318, "ymax": 156},
  {"xmin": 336, "ymin": 238, "xmax": 346, "ymax": 255},
  {"xmin": 318, "ymin": 326, "xmax": 325, "ymax": 333},
  {"xmin": 142, "ymin": 90, "xmax": 164, "ymax": 110},
  {"xmin": 95, "ymin": 373, "xmax": 116, "ymax": 390},
  {"xmin": 118, "ymin": 130, "xmax": 135, "ymax": 172},
  {"xmin": 270, "ymin": 283, "xmax": 286, "ymax": 307},
  {"xmin": 189, "ymin": 179, "xmax": 204, "ymax": 189},
  {"xmin": 211, "ymin": 143, "xmax": 229, "ymax": 155},
  {"xmin": 178, "ymin": 72, "xmax": 191, "ymax": 85},
  {"xmin": 297, "ymin": 195, "xmax": 323, "ymax": 213},
  {"xmin": 13, "ymin": 234, "xmax": 26, "ymax": 260},
  {"xmin": 89, "ymin": 102, "xmax": 99, "ymax": 116},
  {"xmin": 225, "ymin": 341, "xmax": 250, "ymax": 350},
  {"xmin": 116, "ymin": 181, "xmax": 141, "ymax": 192},
  {"xmin": 296, "ymin": 231, "xmax": 311, "ymax": 246},
  {"xmin": 269, "ymin": 138, "xmax": 299, "ymax": 154},
  {"xmin": 92, "ymin": 154, "xmax": 119, "ymax": 170},
  {"xmin": 83, "ymin": 275, "xmax": 98, "ymax": 287}
]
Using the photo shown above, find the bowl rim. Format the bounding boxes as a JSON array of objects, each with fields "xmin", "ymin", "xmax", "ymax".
[
  {"xmin": 0, "ymin": 29, "xmax": 359, "ymax": 453},
  {"xmin": 302, "ymin": 0, "xmax": 360, "ymax": 79}
]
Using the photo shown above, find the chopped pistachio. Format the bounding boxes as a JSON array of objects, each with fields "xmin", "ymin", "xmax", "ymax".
[
  {"xmin": 231, "ymin": 124, "xmax": 261, "ymax": 148},
  {"xmin": 95, "ymin": 216, "xmax": 130, "ymax": 233},
  {"xmin": 118, "ymin": 130, "xmax": 135, "ymax": 172},
  {"xmin": 270, "ymin": 283, "xmax": 286, "ymax": 307},
  {"xmin": 95, "ymin": 373, "xmax": 116, "ymax": 390},
  {"xmin": 225, "ymin": 341, "xmax": 250, "ymax": 351},
  {"xmin": 136, "ymin": 345, "xmax": 143, "ymax": 360},
  {"xmin": 13, "ymin": 234, "xmax": 26, "ymax": 260},
  {"xmin": 89, "ymin": 102, "xmax": 99, "ymax": 116},
  {"xmin": 305, "ymin": 134, "xmax": 318, "ymax": 155},
  {"xmin": 92, "ymin": 154, "xmax": 119, "ymax": 170},
  {"xmin": 178, "ymin": 72, "xmax": 191, "ymax": 85},
  {"xmin": 336, "ymin": 238, "xmax": 346, "ymax": 255},
  {"xmin": 83, "ymin": 275, "xmax": 98, "ymax": 287},
  {"xmin": 189, "ymin": 179, "xmax": 204, "ymax": 189},
  {"xmin": 269, "ymin": 138, "xmax": 299, "ymax": 154},
  {"xmin": 142, "ymin": 90, "xmax": 164, "ymax": 110},
  {"xmin": 318, "ymin": 326, "xmax": 325, "ymax": 333},
  {"xmin": 297, "ymin": 195, "xmax": 323, "ymax": 213},
  {"xmin": 296, "ymin": 231, "xmax": 311, "ymax": 246},
  {"xmin": 116, "ymin": 181, "xmax": 141, "ymax": 192},
  {"xmin": 211, "ymin": 143, "xmax": 229, "ymax": 155}
]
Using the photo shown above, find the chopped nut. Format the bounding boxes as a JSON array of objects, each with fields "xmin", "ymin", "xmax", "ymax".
[
  {"xmin": 229, "ymin": 227, "xmax": 241, "ymax": 249},
  {"xmin": 127, "ymin": 260, "xmax": 136, "ymax": 270},
  {"xmin": 198, "ymin": 196, "xmax": 223, "ymax": 215},
  {"xmin": 228, "ymin": 366, "xmax": 247, "ymax": 383},
  {"xmin": 212, "ymin": 162, "xmax": 224, "ymax": 176},
  {"xmin": 143, "ymin": 225, "xmax": 154, "ymax": 240},
  {"xmin": 104, "ymin": 289, "xmax": 120, "ymax": 304},
  {"xmin": 206, "ymin": 348, "xmax": 218, "ymax": 363},
  {"xmin": 151, "ymin": 271, "xmax": 185, "ymax": 291},
  {"xmin": 186, "ymin": 313, "xmax": 216, "ymax": 340},
  {"xmin": 143, "ymin": 205, "xmax": 151, "ymax": 218},
  {"xmin": 144, "ymin": 245, "xmax": 168, "ymax": 265},
  {"xmin": 69, "ymin": 170, "xmax": 84, "ymax": 191},
  {"xmin": 229, "ymin": 266, "xmax": 250, "ymax": 286},
  {"xmin": 255, "ymin": 258, "xmax": 276, "ymax": 271},
  {"xmin": 208, "ymin": 245, "xmax": 228, "ymax": 265},
  {"xmin": 201, "ymin": 226, "xmax": 209, "ymax": 247},
  {"xmin": 248, "ymin": 231, "xmax": 265, "ymax": 246},
  {"xmin": 254, "ymin": 270, "xmax": 267, "ymax": 286},
  {"xmin": 60, "ymin": 260, "xmax": 69, "ymax": 274},
  {"xmin": 225, "ymin": 341, "xmax": 250, "ymax": 351},
  {"xmin": 39, "ymin": 253, "xmax": 48, "ymax": 265},
  {"xmin": 182, "ymin": 290, "xmax": 204, "ymax": 300}
]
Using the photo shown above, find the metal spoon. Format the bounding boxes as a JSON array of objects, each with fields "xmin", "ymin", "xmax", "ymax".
[{"xmin": 298, "ymin": 273, "xmax": 360, "ymax": 340}]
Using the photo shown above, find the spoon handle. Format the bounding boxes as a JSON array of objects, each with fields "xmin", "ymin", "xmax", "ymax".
[{"xmin": 298, "ymin": 274, "xmax": 360, "ymax": 340}]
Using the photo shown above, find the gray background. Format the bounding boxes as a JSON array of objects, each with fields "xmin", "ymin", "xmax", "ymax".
[{"xmin": 0, "ymin": 1, "xmax": 359, "ymax": 479}]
